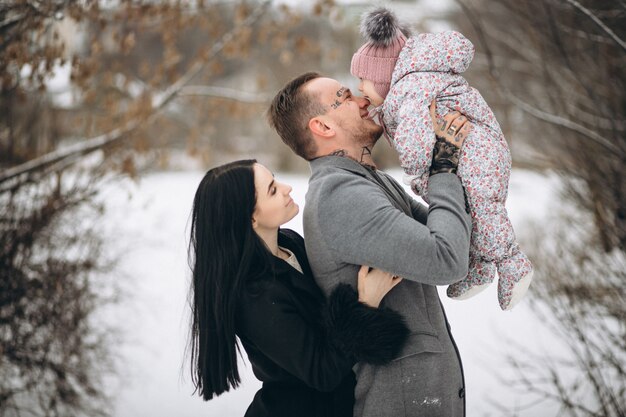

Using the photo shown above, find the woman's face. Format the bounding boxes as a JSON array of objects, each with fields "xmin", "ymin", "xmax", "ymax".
[{"xmin": 252, "ymin": 163, "xmax": 299, "ymax": 232}]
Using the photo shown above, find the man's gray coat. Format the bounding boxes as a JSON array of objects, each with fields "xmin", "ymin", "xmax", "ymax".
[{"xmin": 303, "ymin": 156, "xmax": 472, "ymax": 417}]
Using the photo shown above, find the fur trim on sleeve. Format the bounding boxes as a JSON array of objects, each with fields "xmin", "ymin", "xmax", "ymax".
[{"xmin": 325, "ymin": 283, "xmax": 409, "ymax": 365}]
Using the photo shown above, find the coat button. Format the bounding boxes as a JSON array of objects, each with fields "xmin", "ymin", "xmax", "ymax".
[{"xmin": 458, "ymin": 388, "xmax": 465, "ymax": 398}]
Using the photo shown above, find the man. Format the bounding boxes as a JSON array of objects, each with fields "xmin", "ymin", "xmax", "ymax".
[{"xmin": 267, "ymin": 72, "xmax": 472, "ymax": 417}]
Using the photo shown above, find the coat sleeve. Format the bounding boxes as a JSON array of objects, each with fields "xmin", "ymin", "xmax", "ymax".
[
  {"xmin": 325, "ymin": 284, "xmax": 409, "ymax": 365},
  {"xmin": 238, "ymin": 282, "xmax": 409, "ymax": 392},
  {"xmin": 391, "ymin": 74, "xmax": 452, "ymax": 182},
  {"xmin": 407, "ymin": 192, "xmax": 429, "ymax": 225},
  {"xmin": 316, "ymin": 171, "xmax": 471, "ymax": 285}
]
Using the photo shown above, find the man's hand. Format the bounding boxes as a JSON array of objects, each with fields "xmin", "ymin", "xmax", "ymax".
[
  {"xmin": 429, "ymin": 101, "xmax": 471, "ymax": 148},
  {"xmin": 428, "ymin": 101, "xmax": 471, "ymax": 175}
]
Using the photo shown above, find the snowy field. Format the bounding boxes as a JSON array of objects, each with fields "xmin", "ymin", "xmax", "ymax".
[{"xmin": 100, "ymin": 167, "xmax": 563, "ymax": 417}]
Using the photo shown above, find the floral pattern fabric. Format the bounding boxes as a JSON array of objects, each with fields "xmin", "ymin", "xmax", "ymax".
[{"xmin": 381, "ymin": 31, "xmax": 533, "ymax": 310}]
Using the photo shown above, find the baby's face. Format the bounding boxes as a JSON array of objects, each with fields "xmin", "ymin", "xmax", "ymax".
[{"xmin": 358, "ymin": 79, "xmax": 384, "ymax": 107}]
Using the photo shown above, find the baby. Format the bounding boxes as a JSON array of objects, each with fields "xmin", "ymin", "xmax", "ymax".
[{"xmin": 351, "ymin": 7, "xmax": 533, "ymax": 310}]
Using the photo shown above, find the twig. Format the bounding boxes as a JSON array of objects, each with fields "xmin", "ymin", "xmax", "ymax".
[
  {"xmin": 504, "ymin": 92, "xmax": 622, "ymax": 154},
  {"xmin": 564, "ymin": 0, "xmax": 626, "ymax": 51},
  {"xmin": 0, "ymin": 0, "xmax": 273, "ymax": 186},
  {"xmin": 179, "ymin": 85, "xmax": 272, "ymax": 103}
]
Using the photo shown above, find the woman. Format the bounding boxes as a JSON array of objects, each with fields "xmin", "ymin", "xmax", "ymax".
[{"xmin": 188, "ymin": 160, "xmax": 409, "ymax": 417}]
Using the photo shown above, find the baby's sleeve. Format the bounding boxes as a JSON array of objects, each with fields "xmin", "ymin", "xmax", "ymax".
[{"xmin": 391, "ymin": 73, "xmax": 451, "ymax": 180}]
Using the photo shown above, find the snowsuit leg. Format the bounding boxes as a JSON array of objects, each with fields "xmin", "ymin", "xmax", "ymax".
[
  {"xmin": 496, "ymin": 243, "xmax": 533, "ymax": 310},
  {"xmin": 445, "ymin": 125, "xmax": 533, "ymax": 309}
]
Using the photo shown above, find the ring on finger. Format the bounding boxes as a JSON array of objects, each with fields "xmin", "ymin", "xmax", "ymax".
[{"xmin": 447, "ymin": 125, "xmax": 459, "ymax": 136}]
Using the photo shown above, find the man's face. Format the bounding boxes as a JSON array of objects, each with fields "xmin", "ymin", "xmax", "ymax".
[{"xmin": 305, "ymin": 77, "xmax": 382, "ymax": 148}]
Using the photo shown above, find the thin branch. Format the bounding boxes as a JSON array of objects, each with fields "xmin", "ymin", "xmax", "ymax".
[
  {"xmin": 556, "ymin": 22, "xmax": 616, "ymax": 45},
  {"xmin": 0, "ymin": 12, "xmax": 26, "ymax": 30},
  {"xmin": 0, "ymin": 120, "xmax": 141, "ymax": 190},
  {"xmin": 0, "ymin": 0, "xmax": 273, "ymax": 186},
  {"xmin": 504, "ymin": 92, "xmax": 622, "ymax": 154},
  {"xmin": 150, "ymin": 0, "xmax": 272, "ymax": 111},
  {"xmin": 564, "ymin": 0, "xmax": 626, "ymax": 52},
  {"xmin": 454, "ymin": 0, "xmax": 498, "ymax": 77},
  {"xmin": 179, "ymin": 85, "xmax": 272, "ymax": 103}
]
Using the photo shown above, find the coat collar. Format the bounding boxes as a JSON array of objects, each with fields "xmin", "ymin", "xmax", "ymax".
[
  {"xmin": 274, "ymin": 229, "xmax": 324, "ymax": 302},
  {"xmin": 275, "ymin": 230, "xmax": 312, "ymax": 278},
  {"xmin": 310, "ymin": 155, "xmax": 372, "ymax": 178}
]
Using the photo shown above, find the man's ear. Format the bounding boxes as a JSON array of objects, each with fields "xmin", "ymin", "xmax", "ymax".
[{"xmin": 308, "ymin": 116, "xmax": 335, "ymax": 138}]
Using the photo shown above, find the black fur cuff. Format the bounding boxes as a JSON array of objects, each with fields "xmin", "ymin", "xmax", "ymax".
[{"xmin": 325, "ymin": 284, "xmax": 409, "ymax": 365}]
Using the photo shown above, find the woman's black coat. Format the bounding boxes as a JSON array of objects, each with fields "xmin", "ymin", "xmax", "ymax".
[{"xmin": 236, "ymin": 229, "xmax": 409, "ymax": 417}]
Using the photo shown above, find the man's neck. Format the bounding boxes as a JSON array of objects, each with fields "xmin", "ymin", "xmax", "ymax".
[{"xmin": 328, "ymin": 146, "xmax": 376, "ymax": 170}]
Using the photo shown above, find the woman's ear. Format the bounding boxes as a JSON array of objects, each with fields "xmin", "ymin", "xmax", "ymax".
[{"xmin": 308, "ymin": 116, "xmax": 335, "ymax": 138}]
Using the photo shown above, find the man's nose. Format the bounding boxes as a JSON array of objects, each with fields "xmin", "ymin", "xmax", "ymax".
[{"xmin": 356, "ymin": 96, "xmax": 369, "ymax": 108}]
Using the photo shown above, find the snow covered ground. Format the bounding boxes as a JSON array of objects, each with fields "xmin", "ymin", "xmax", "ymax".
[{"xmin": 100, "ymin": 167, "xmax": 563, "ymax": 417}]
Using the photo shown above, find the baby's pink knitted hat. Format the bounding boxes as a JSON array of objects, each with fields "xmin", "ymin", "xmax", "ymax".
[{"xmin": 351, "ymin": 7, "xmax": 408, "ymax": 99}]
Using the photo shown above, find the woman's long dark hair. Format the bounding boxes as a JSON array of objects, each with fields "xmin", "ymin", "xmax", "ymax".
[{"xmin": 188, "ymin": 159, "xmax": 273, "ymax": 400}]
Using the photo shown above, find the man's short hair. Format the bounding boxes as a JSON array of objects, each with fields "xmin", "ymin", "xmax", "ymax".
[{"xmin": 267, "ymin": 72, "xmax": 326, "ymax": 161}]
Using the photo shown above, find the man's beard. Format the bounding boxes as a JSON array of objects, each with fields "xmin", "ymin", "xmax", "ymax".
[{"xmin": 352, "ymin": 121, "xmax": 383, "ymax": 148}]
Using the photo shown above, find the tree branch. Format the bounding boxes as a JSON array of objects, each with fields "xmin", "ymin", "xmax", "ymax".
[
  {"xmin": 504, "ymin": 91, "xmax": 622, "ymax": 154},
  {"xmin": 179, "ymin": 85, "xmax": 271, "ymax": 103},
  {"xmin": 0, "ymin": 12, "xmax": 26, "ymax": 31},
  {"xmin": 0, "ymin": 0, "xmax": 273, "ymax": 186},
  {"xmin": 556, "ymin": 22, "xmax": 616, "ymax": 45},
  {"xmin": 564, "ymin": 0, "xmax": 626, "ymax": 52}
]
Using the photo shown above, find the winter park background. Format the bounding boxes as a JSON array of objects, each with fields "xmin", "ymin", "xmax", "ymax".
[
  {"xmin": 1, "ymin": 1, "xmax": 624, "ymax": 417},
  {"xmin": 103, "ymin": 167, "xmax": 563, "ymax": 417}
]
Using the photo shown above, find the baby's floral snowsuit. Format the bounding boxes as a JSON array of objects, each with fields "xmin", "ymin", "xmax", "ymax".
[{"xmin": 379, "ymin": 31, "xmax": 533, "ymax": 310}]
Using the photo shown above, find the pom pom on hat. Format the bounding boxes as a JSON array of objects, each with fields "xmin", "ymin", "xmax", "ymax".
[
  {"xmin": 351, "ymin": 7, "xmax": 409, "ymax": 99},
  {"xmin": 360, "ymin": 7, "xmax": 403, "ymax": 47}
]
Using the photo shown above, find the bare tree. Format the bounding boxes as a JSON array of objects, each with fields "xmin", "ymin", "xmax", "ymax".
[
  {"xmin": 508, "ymin": 212, "xmax": 626, "ymax": 417},
  {"xmin": 453, "ymin": 1, "xmax": 625, "ymax": 415},
  {"xmin": 0, "ymin": 0, "xmax": 347, "ymax": 415},
  {"xmin": 457, "ymin": 0, "xmax": 625, "ymax": 250},
  {"xmin": 0, "ymin": 164, "xmax": 117, "ymax": 417}
]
